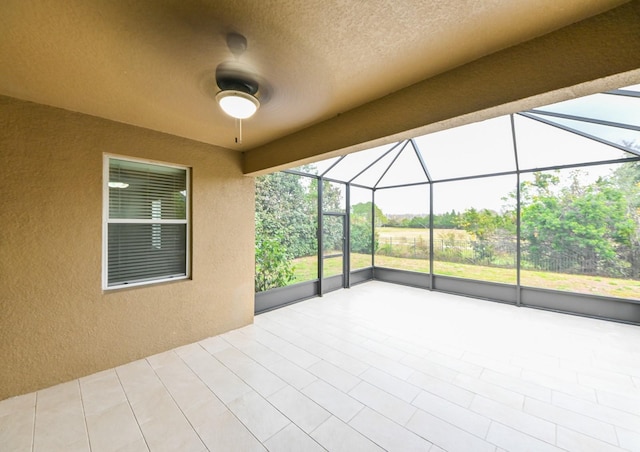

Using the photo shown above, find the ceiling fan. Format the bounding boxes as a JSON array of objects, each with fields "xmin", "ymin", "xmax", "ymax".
[{"xmin": 215, "ymin": 33, "xmax": 261, "ymax": 128}]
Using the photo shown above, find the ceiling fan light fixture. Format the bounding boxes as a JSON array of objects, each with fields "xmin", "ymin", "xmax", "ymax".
[{"xmin": 216, "ymin": 90, "xmax": 259, "ymax": 119}]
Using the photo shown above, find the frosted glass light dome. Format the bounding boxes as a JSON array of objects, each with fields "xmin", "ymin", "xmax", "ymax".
[{"xmin": 216, "ymin": 90, "xmax": 259, "ymax": 119}]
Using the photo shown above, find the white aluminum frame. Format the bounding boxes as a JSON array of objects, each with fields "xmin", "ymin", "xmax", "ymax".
[{"xmin": 102, "ymin": 153, "xmax": 191, "ymax": 290}]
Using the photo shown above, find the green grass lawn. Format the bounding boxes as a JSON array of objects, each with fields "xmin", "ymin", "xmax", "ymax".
[
  {"xmin": 286, "ymin": 227, "xmax": 640, "ymax": 299},
  {"xmin": 290, "ymin": 253, "xmax": 373, "ymax": 282},
  {"xmin": 290, "ymin": 253, "xmax": 640, "ymax": 300}
]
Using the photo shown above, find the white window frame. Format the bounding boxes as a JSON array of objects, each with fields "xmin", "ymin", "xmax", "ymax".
[{"xmin": 102, "ymin": 154, "xmax": 191, "ymax": 290}]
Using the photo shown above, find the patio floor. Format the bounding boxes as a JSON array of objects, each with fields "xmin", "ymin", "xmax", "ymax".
[{"xmin": 2, "ymin": 281, "xmax": 640, "ymax": 451}]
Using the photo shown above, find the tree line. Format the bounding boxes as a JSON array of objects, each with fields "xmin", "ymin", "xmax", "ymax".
[{"xmin": 385, "ymin": 210, "xmax": 459, "ymax": 229}]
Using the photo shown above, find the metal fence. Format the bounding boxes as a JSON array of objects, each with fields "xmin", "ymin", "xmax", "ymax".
[
  {"xmin": 376, "ymin": 237, "xmax": 635, "ymax": 277},
  {"xmin": 376, "ymin": 238, "xmax": 516, "ymax": 267}
]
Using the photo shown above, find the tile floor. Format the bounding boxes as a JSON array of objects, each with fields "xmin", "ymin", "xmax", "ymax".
[{"xmin": 1, "ymin": 281, "xmax": 640, "ymax": 451}]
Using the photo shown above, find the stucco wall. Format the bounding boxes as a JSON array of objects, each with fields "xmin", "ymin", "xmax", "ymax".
[{"xmin": 0, "ymin": 96, "xmax": 255, "ymax": 400}]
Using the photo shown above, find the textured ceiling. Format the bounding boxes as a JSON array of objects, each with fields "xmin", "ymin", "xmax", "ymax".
[{"xmin": 0, "ymin": 0, "xmax": 631, "ymax": 151}]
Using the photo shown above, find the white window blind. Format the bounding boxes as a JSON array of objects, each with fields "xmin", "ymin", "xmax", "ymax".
[{"xmin": 105, "ymin": 157, "xmax": 189, "ymax": 288}]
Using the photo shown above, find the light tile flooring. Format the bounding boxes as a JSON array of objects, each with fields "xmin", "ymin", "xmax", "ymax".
[{"xmin": 2, "ymin": 281, "xmax": 640, "ymax": 451}]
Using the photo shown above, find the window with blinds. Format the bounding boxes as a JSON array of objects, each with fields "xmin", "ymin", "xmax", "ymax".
[{"xmin": 104, "ymin": 156, "xmax": 189, "ymax": 289}]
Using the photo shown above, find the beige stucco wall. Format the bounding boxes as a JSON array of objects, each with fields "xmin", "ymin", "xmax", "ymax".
[{"xmin": 0, "ymin": 96, "xmax": 255, "ymax": 400}]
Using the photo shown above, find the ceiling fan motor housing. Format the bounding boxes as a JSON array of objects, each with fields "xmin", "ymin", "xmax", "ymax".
[{"xmin": 216, "ymin": 76, "xmax": 259, "ymax": 95}]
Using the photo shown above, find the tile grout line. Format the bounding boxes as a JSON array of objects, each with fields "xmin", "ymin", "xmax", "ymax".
[
  {"xmin": 263, "ymin": 307, "xmax": 393, "ymax": 359},
  {"xmin": 30, "ymin": 391, "xmax": 37, "ymax": 452},
  {"xmin": 225, "ymin": 332, "xmax": 372, "ymax": 418},
  {"xmin": 255, "ymin": 319, "xmax": 398, "ymax": 381},
  {"xmin": 486, "ymin": 419, "xmax": 564, "ymax": 451},
  {"xmin": 196, "ymin": 339, "xmax": 287, "ymax": 397},
  {"xmin": 204, "ymin": 331, "xmax": 392, "ymax": 449},
  {"xmin": 76, "ymin": 379, "xmax": 92, "ymax": 452},
  {"xmin": 411, "ymin": 401, "xmax": 525, "ymax": 449},
  {"xmin": 345, "ymin": 408, "xmax": 395, "ymax": 452},
  {"xmin": 497, "ymin": 365, "xmax": 603, "ymax": 406},
  {"xmin": 613, "ymin": 425, "xmax": 623, "ymax": 448},
  {"xmin": 289, "ymin": 307, "xmax": 410, "ymax": 360},
  {"xmin": 145, "ymin": 355, "xmax": 209, "ymax": 451},
  {"xmin": 244, "ymin": 323, "xmax": 319, "ymax": 370},
  {"xmin": 114, "ymin": 366, "xmax": 151, "ymax": 452},
  {"xmin": 345, "ymin": 403, "xmax": 366, "ymax": 424},
  {"xmin": 305, "ymin": 415, "xmax": 349, "ymax": 452},
  {"xmin": 194, "ymin": 339, "xmax": 327, "ymax": 440},
  {"xmin": 495, "ymin": 393, "xmax": 627, "ymax": 449},
  {"xmin": 250, "ymin": 323, "xmax": 322, "ymax": 370},
  {"xmin": 479, "ymin": 366, "xmax": 562, "ymax": 403},
  {"xmin": 175, "ymin": 343, "xmax": 266, "ymax": 448},
  {"xmin": 549, "ymin": 388, "xmax": 640, "ymax": 434},
  {"xmin": 485, "ymin": 420, "xmax": 494, "ymax": 440}
]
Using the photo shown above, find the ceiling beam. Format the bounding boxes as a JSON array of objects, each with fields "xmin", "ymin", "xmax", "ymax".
[{"xmin": 243, "ymin": 1, "xmax": 640, "ymax": 175}]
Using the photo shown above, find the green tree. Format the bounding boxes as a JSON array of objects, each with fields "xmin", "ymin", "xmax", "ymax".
[
  {"xmin": 610, "ymin": 154, "xmax": 640, "ymax": 277},
  {"xmin": 255, "ymin": 172, "xmax": 317, "ymax": 291},
  {"xmin": 319, "ymin": 180, "xmax": 345, "ymax": 253},
  {"xmin": 457, "ymin": 208, "xmax": 505, "ymax": 241},
  {"xmin": 387, "ymin": 211, "xmax": 461, "ymax": 229},
  {"xmin": 255, "ymin": 172, "xmax": 317, "ymax": 259},
  {"xmin": 350, "ymin": 202, "xmax": 382, "ymax": 253},
  {"xmin": 520, "ymin": 170, "xmax": 634, "ymax": 276},
  {"xmin": 408, "ymin": 215, "xmax": 429, "ymax": 229},
  {"xmin": 351, "ymin": 201, "xmax": 387, "ymax": 227},
  {"xmin": 255, "ymin": 219, "xmax": 294, "ymax": 292},
  {"xmin": 433, "ymin": 210, "xmax": 459, "ymax": 229},
  {"xmin": 456, "ymin": 208, "xmax": 508, "ymax": 265}
]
